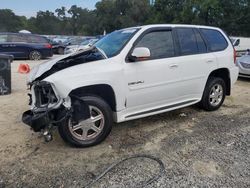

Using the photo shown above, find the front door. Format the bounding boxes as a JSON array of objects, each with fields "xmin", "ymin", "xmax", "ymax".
[{"xmin": 125, "ymin": 28, "xmax": 183, "ymax": 115}]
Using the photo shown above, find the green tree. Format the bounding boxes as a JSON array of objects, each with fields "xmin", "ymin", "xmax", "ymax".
[
  {"xmin": 33, "ymin": 11, "xmax": 61, "ymax": 34},
  {"xmin": 0, "ymin": 9, "xmax": 26, "ymax": 32}
]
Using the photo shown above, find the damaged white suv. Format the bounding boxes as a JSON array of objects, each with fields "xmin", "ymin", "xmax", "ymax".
[{"xmin": 23, "ymin": 24, "xmax": 239, "ymax": 147}]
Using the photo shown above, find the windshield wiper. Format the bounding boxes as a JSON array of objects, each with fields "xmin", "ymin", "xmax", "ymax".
[{"xmin": 94, "ymin": 46, "xmax": 108, "ymax": 59}]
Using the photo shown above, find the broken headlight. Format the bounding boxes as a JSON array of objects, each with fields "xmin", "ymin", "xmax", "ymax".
[{"xmin": 33, "ymin": 82, "xmax": 58, "ymax": 108}]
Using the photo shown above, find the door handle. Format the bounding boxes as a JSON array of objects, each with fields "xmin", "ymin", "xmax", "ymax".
[
  {"xmin": 206, "ymin": 60, "xmax": 214, "ymax": 64},
  {"xmin": 169, "ymin": 64, "xmax": 178, "ymax": 68}
]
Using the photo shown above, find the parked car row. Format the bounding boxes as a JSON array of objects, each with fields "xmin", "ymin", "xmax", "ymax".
[
  {"xmin": 0, "ymin": 32, "xmax": 103, "ymax": 60},
  {"xmin": 64, "ymin": 38, "xmax": 99, "ymax": 54},
  {"xmin": 47, "ymin": 36, "xmax": 102, "ymax": 55}
]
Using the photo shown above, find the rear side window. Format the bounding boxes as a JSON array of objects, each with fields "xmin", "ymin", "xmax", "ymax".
[
  {"xmin": 200, "ymin": 29, "xmax": 228, "ymax": 52},
  {"xmin": 135, "ymin": 30, "xmax": 175, "ymax": 59},
  {"xmin": 27, "ymin": 35, "xmax": 48, "ymax": 43},
  {"xmin": 176, "ymin": 28, "xmax": 198, "ymax": 55},
  {"xmin": 8, "ymin": 34, "xmax": 27, "ymax": 42},
  {"xmin": 194, "ymin": 29, "xmax": 207, "ymax": 53},
  {"xmin": 0, "ymin": 34, "xmax": 7, "ymax": 42}
]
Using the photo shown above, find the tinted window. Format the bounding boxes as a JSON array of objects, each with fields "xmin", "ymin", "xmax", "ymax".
[
  {"xmin": 194, "ymin": 29, "xmax": 207, "ymax": 53},
  {"xmin": 8, "ymin": 34, "xmax": 26, "ymax": 42},
  {"xmin": 27, "ymin": 35, "xmax": 48, "ymax": 43},
  {"xmin": 135, "ymin": 30, "xmax": 175, "ymax": 59},
  {"xmin": 176, "ymin": 28, "xmax": 198, "ymax": 55},
  {"xmin": 201, "ymin": 29, "xmax": 228, "ymax": 52},
  {"xmin": 0, "ymin": 34, "xmax": 7, "ymax": 42}
]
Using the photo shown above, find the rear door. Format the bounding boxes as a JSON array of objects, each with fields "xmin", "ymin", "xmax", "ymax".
[
  {"xmin": 173, "ymin": 27, "xmax": 217, "ymax": 100},
  {"xmin": 7, "ymin": 33, "xmax": 28, "ymax": 58},
  {"xmin": 200, "ymin": 28, "xmax": 230, "ymax": 70}
]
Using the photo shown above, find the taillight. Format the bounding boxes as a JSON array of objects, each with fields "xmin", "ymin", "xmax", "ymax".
[
  {"xmin": 45, "ymin": 44, "xmax": 52, "ymax": 48},
  {"xmin": 233, "ymin": 48, "xmax": 237, "ymax": 64}
]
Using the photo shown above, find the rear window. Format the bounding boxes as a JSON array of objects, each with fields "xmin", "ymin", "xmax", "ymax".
[
  {"xmin": 0, "ymin": 34, "xmax": 7, "ymax": 42},
  {"xmin": 26, "ymin": 35, "xmax": 48, "ymax": 43},
  {"xmin": 200, "ymin": 29, "xmax": 228, "ymax": 52}
]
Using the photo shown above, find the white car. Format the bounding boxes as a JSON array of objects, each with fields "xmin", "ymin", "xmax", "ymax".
[
  {"xmin": 64, "ymin": 39, "xmax": 98, "ymax": 54},
  {"xmin": 237, "ymin": 54, "xmax": 250, "ymax": 78},
  {"xmin": 22, "ymin": 24, "xmax": 239, "ymax": 147},
  {"xmin": 230, "ymin": 37, "xmax": 250, "ymax": 56}
]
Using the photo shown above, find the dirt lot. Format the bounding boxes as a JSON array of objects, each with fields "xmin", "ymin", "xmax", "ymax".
[{"xmin": 0, "ymin": 56, "xmax": 249, "ymax": 188}]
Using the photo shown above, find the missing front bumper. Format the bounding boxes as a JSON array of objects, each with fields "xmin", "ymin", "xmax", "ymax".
[
  {"xmin": 22, "ymin": 110, "xmax": 50, "ymax": 132},
  {"xmin": 22, "ymin": 106, "xmax": 69, "ymax": 132},
  {"xmin": 22, "ymin": 95, "xmax": 90, "ymax": 133}
]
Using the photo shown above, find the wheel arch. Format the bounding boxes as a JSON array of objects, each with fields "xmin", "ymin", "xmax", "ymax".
[
  {"xmin": 207, "ymin": 68, "xmax": 231, "ymax": 95},
  {"xmin": 69, "ymin": 84, "xmax": 117, "ymax": 112}
]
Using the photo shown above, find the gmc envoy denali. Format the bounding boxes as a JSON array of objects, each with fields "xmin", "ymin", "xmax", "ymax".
[{"xmin": 22, "ymin": 24, "xmax": 239, "ymax": 147}]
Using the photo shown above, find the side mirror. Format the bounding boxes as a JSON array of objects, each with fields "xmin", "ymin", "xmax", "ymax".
[
  {"xmin": 129, "ymin": 47, "xmax": 151, "ymax": 62},
  {"xmin": 234, "ymin": 39, "xmax": 240, "ymax": 47}
]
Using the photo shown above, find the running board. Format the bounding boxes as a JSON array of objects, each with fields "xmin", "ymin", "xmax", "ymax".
[{"xmin": 125, "ymin": 99, "xmax": 198, "ymax": 118}]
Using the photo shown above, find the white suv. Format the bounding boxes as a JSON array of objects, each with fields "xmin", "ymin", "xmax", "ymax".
[{"xmin": 22, "ymin": 24, "xmax": 239, "ymax": 147}]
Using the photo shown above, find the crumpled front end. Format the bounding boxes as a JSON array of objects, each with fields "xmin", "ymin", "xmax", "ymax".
[
  {"xmin": 22, "ymin": 81, "xmax": 68, "ymax": 131},
  {"xmin": 22, "ymin": 81, "xmax": 90, "ymax": 141}
]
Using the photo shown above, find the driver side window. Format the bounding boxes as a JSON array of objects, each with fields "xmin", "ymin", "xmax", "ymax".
[{"xmin": 135, "ymin": 30, "xmax": 175, "ymax": 60}]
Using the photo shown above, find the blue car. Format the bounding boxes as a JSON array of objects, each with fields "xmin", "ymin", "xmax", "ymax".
[{"xmin": 0, "ymin": 32, "xmax": 53, "ymax": 60}]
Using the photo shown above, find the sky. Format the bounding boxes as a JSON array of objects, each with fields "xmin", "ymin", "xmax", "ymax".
[{"xmin": 1, "ymin": 0, "xmax": 100, "ymax": 18}]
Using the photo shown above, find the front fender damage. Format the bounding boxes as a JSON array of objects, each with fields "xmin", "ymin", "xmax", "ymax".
[{"xmin": 22, "ymin": 95, "xmax": 90, "ymax": 141}]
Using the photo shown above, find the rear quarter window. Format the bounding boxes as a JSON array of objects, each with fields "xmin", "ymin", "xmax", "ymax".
[{"xmin": 200, "ymin": 29, "xmax": 228, "ymax": 52}]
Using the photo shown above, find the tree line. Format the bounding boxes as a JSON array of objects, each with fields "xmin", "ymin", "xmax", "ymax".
[{"xmin": 0, "ymin": 0, "xmax": 249, "ymax": 37}]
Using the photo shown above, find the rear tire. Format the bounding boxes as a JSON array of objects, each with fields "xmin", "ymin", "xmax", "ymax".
[
  {"xmin": 29, "ymin": 51, "xmax": 42, "ymax": 60},
  {"xmin": 58, "ymin": 47, "xmax": 64, "ymax": 55},
  {"xmin": 199, "ymin": 77, "xmax": 226, "ymax": 111},
  {"xmin": 58, "ymin": 96, "xmax": 113, "ymax": 147}
]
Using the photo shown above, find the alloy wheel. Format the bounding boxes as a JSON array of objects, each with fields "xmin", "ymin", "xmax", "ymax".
[
  {"xmin": 209, "ymin": 84, "xmax": 223, "ymax": 107},
  {"xmin": 69, "ymin": 105, "xmax": 105, "ymax": 141}
]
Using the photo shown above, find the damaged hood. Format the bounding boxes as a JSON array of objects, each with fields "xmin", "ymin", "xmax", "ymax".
[
  {"xmin": 28, "ymin": 47, "xmax": 106, "ymax": 83},
  {"xmin": 28, "ymin": 54, "xmax": 71, "ymax": 83}
]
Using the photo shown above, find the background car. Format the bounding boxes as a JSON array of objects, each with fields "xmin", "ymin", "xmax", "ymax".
[
  {"xmin": 230, "ymin": 37, "xmax": 250, "ymax": 57},
  {"xmin": 47, "ymin": 39, "xmax": 66, "ymax": 55},
  {"xmin": 237, "ymin": 54, "xmax": 250, "ymax": 78},
  {"xmin": 0, "ymin": 32, "xmax": 53, "ymax": 60},
  {"xmin": 64, "ymin": 38, "xmax": 98, "ymax": 54}
]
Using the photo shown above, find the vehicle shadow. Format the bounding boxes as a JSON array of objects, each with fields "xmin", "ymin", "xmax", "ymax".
[{"xmin": 238, "ymin": 77, "xmax": 250, "ymax": 82}]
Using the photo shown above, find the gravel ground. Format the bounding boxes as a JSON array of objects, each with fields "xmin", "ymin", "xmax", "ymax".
[{"xmin": 0, "ymin": 56, "xmax": 249, "ymax": 188}]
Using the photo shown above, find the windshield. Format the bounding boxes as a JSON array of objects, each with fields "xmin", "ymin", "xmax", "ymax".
[{"xmin": 94, "ymin": 28, "xmax": 139, "ymax": 58}]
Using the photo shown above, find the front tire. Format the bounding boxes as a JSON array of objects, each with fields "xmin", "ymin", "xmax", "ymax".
[
  {"xmin": 58, "ymin": 96, "xmax": 113, "ymax": 147},
  {"xmin": 199, "ymin": 77, "xmax": 226, "ymax": 111}
]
